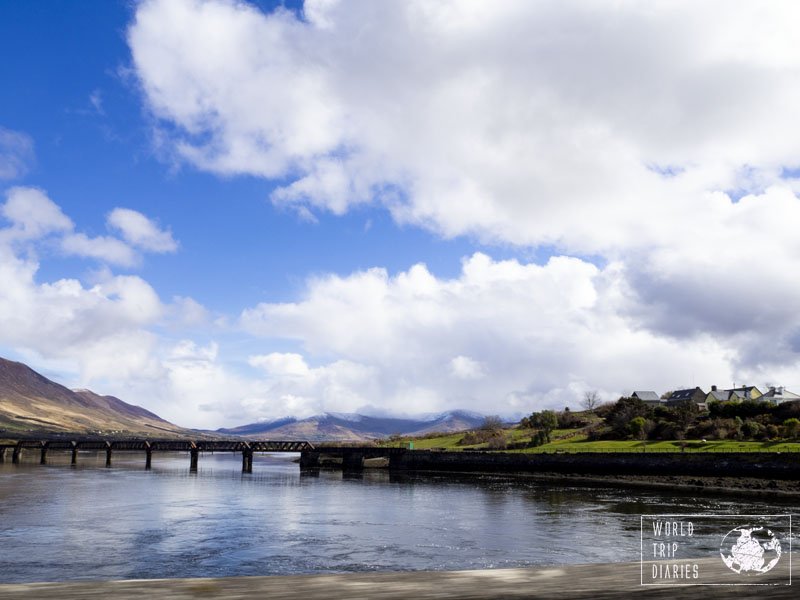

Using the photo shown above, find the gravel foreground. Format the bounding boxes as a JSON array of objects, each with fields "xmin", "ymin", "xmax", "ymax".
[{"xmin": 0, "ymin": 559, "xmax": 793, "ymax": 600}]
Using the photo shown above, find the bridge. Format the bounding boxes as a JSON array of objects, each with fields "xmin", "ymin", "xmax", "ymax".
[{"xmin": 0, "ymin": 439, "xmax": 314, "ymax": 472}]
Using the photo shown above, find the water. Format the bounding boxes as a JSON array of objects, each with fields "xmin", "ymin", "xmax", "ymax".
[{"xmin": 0, "ymin": 451, "xmax": 795, "ymax": 583}]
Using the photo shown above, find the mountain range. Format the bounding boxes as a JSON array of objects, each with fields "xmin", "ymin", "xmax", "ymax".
[
  {"xmin": 0, "ymin": 356, "xmax": 487, "ymax": 440},
  {"xmin": 216, "ymin": 410, "xmax": 487, "ymax": 441}
]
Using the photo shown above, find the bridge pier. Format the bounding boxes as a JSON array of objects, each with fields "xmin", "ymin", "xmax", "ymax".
[
  {"xmin": 342, "ymin": 451, "xmax": 364, "ymax": 471},
  {"xmin": 145, "ymin": 443, "xmax": 152, "ymax": 470},
  {"xmin": 242, "ymin": 445, "xmax": 253, "ymax": 473},
  {"xmin": 189, "ymin": 447, "xmax": 199, "ymax": 471},
  {"xmin": 0, "ymin": 447, "xmax": 6, "ymax": 463},
  {"xmin": 12, "ymin": 443, "xmax": 23, "ymax": 464},
  {"xmin": 71, "ymin": 443, "xmax": 78, "ymax": 466},
  {"xmin": 299, "ymin": 450, "xmax": 320, "ymax": 469},
  {"xmin": 40, "ymin": 443, "xmax": 48, "ymax": 465},
  {"xmin": 105, "ymin": 443, "xmax": 112, "ymax": 467}
]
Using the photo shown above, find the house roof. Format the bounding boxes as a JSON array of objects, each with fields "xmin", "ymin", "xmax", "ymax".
[
  {"xmin": 724, "ymin": 386, "xmax": 761, "ymax": 395},
  {"xmin": 762, "ymin": 387, "xmax": 800, "ymax": 400},
  {"xmin": 631, "ymin": 391, "xmax": 660, "ymax": 401},
  {"xmin": 668, "ymin": 387, "xmax": 704, "ymax": 400},
  {"xmin": 707, "ymin": 390, "xmax": 729, "ymax": 402}
]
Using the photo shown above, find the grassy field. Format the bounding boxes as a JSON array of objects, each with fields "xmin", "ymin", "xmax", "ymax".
[{"xmin": 380, "ymin": 428, "xmax": 800, "ymax": 453}]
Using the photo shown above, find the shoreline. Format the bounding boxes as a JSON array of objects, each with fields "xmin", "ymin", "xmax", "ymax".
[
  {"xmin": 379, "ymin": 467, "xmax": 800, "ymax": 497},
  {"xmin": 522, "ymin": 471, "xmax": 800, "ymax": 497}
]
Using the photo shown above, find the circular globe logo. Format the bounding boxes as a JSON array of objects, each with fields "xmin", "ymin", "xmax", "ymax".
[{"xmin": 719, "ymin": 526, "xmax": 782, "ymax": 575}]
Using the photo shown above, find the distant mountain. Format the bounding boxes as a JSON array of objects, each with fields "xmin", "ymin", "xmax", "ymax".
[
  {"xmin": 0, "ymin": 357, "xmax": 188, "ymax": 437},
  {"xmin": 217, "ymin": 410, "xmax": 487, "ymax": 441}
]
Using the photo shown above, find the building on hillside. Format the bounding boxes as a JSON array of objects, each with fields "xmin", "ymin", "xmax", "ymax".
[
  {"xmin": 666, "ymin": 387, "xmax": 707, "ymax": 410},
  {"xmin": 630, "ymin": 391, "xmax": 664, "ymax": 406},
  {"xmin": 760, "ymin": 386, "xmax": 800, "ymax": 404},
  {"xmin": 724, "ymin": 386, "xmax": 763, "ymax": 401}
]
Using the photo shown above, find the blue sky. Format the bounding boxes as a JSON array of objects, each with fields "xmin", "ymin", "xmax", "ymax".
[{"xmin": 3, "ymin": 0, "xmax": 800, "ymax": 428}]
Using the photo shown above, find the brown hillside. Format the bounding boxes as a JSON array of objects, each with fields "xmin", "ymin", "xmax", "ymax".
[{"xmin": 0, "ymin": 357, "xmax": 189, "ymax": 437}]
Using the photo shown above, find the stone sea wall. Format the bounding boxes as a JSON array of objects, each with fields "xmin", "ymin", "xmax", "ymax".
[{"xmin": 302, "ymin": 448, "xmax": 800, "ymax": 480}]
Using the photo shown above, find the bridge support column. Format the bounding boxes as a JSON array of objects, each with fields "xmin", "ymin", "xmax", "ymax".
[
  {"xmin": 242, "ymin": 447, "xmax": 253, "ymax": 473},
  {"xmin": 40, "ymin": 443, "xmax": 48, "ymax": 465},
  {"xmin": 342, "ymin": 451, "xmax": 364, "ymax": 471},
  {"xmin": 105, "ymin": 443, "xmax": 112, "ymax": 467},
  {"xmin": 0, "ymin": 447, "xmax": 5, "ymax": 463},
  {"xmin": 299, "ymin": 450, "xmax": 320, "ymax": 469},
  {"xmin": 145, "ymin": 443, "xmax": 152, "ymax": 470},
  {"xmin": 190, "ymin": 447, "xmax": 199, "ymax": 471},
  {"xmin": 12, "ymin": 443, "xmax": 23, "ymax": 464},
  {"xmin": 71, "ymin": 442, "xmax": 78, "ymax": 466}
]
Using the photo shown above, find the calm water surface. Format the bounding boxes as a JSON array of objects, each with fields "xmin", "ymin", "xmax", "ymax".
[{"xmin": 0, "ymin": 451, "xmax": 796, "ymax": 582}]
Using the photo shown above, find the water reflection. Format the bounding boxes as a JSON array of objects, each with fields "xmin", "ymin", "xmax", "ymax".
[{"xmin": 0, "ymin": 453, "xmax": 795, "ymax": 583}]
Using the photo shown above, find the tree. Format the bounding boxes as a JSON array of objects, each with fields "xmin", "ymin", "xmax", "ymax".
[
  {"xmin": 530, "ymin": 409, "xmax": 558, "ymax": 442},
  {"xmin": 582, "ymin": 390, "xmax": 600, "ymax": 412},
  {"xmin": 605, "ymin": 397, "xmax": 650, "ymax": 438},
  {"xmin": 481, "ymin": 415, "xmax": 504, "ymax": 432}
]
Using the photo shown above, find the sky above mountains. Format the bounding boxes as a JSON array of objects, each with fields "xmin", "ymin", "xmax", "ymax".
[{"xmin": 3, "ymin": 0, "xmax": 800, "ymax": 428}]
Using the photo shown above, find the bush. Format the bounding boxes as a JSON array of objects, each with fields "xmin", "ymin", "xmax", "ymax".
[
  {"xmin": 486, "ymin": 434, "xmax": 509, "ymax": 450},
  {"xmin": 628, "ymin": 416, "xmax": 654, "ymax": 440},
  {"xmin": 557, "ymin": 409, "xmax": 588, "ymax": 429},
  {"xmin": 741, "ymin": 421, "xmax": 765, "ymax": 440},
  {"xmin": 783, "ymin": 418, "xmax": 800, "ymax": 439}
]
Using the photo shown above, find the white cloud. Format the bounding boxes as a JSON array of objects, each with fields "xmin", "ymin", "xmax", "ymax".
[
  {"xmin": 128, "ymin": 0, "xmax": 800, "ymax": 250},
  {"xmin": 249, "ymin": 352, "xmax": 310, "ymax": 377},
  {"xmin": 8, "ymin": 1, "xmax": 800, "ymax": 429},
  {"xmin": 449, "ymin": 355, "xmax": 485, "ymax": 380},
  {"xmin": 107, "ymin": 207, "xmax": 178, "ymax": 253},
  {"xmin": 0, "ymin": 127, "xmax": 34, "ymax": 180},
  {"xmin": 1, "ymin": 187, "xmax": 72, "ymax": 240},
  {"xmin": 1, "ymin": 187, "xmax": 179, "ymax": 268},
  {"xmin": 127, "ymin": 0, "xmax": 800, "ymax": 406},
  {"xmin": 247, "ymin": 352, "xmax": 377, "ymax": 418},
  {"xmin": 240, "ymin": 254, "xmax": 742, "ymax": 416},
  {"xmin": 61, "ymin": 232, "xmax": 139, "ymax": 267},
  {"xmin": 0, "ymin": 241, "xmax": 163, "ymax": 383},
  {"xmin": 0, "ymin": 189, "xmax": 223, "ymax": 428}
]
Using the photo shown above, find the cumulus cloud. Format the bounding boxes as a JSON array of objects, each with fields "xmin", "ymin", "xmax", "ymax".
[
  {"xmin": 247, "ymin": 352, "xmax": 377, "ymax": 418},
  {"xmin": 1, "ymin": 187, "xmax": 72, "ymax": 240},
  {"xmin": 107, "ymin": 207, "xmax": 178, "ymax": 253},
  {"xmin": 127, "ymin": 0, "xmax": 800, "ymax": 381},
  {"xmin": 0, "ymin": 127, "xmax": 34, "ymax": 180},
  {"xmin": 128, "ymin": 0, "xmax": 800, "ymax": 249},
  {"xmin": 61, "ymin": 233, "xmax": 139, "ymax": 267},
  {"xmin": 5, "ymin": 0, "xmax": 790, "ymax": 425},
  {"xmin": 0, "ymin": 188, "xmax": 225, "ymax": 427},
  {"xmin": 1, "ymin": 187, "xmax": 179, "ymax": 267},
  {"xmin": 0, "ymin": 240, "xmax": 164, "ymax": 383},
  {"xmin": 240, "ymin": 254, "xmax": 742, "ymax": 416},
  {"xmin": 449, "ymin": 356, "xmax": 485, "ymax": 380}
]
